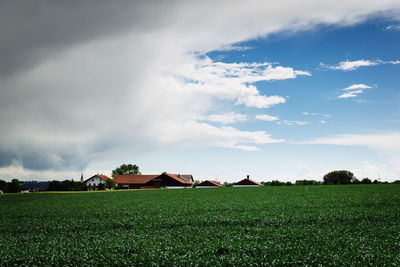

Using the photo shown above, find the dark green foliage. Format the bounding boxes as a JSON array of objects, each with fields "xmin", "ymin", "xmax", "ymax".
[
  {"xmin": 19, "ymin": 181, "xmax": 50, "ymax": 190},
  {"xmin": 361, "ymin": 178, "xmax": 372, "ymax": 184},
  {"xmin": 1, "ymin": 185, "xmax": 400, "ymax": 265},
  {"xmin": 47, "ymin": 180, "xmax": 87, "ymax": 191},
  {"xmin": 112, "ymin": 164, "xmax": 141, "ymax": 176},
  {"xmin": 6, "ymin": 179, "xmax": 20, "ymax": 193},
  {"xmin": 0, "ymin": 179, "xmax": 7, "ymax": 191},
  {"xmin": 295, "ymin": 180, "xmax": 321, "ymax": 185},
  {"xmin": 223, "ymin": 182, "xmax": 233, "ymax": 187},
  {"xmin": 323, "ymin": 170, "xmax": 354, "ymax": 185},
  {"xmin": 105, "ymin": 178, "xmax": 115, "ymax": 189}
]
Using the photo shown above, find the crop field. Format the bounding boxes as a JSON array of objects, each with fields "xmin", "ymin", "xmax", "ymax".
[{"xmin": 1, "ymin": 185, "xmax": 400, "ymax": 265}]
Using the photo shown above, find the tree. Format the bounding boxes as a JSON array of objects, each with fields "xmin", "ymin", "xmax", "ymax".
[
  {"xmin": 223, "ymin": 182, "xmax": 233, "ymax": 187},
  {"xmin": 98, "ymin": 183, "xmax": 105, "ymax": 190},
  {"xmin": 323, "ymin": 170, "xmax": 354, "ymax": 185},
  {"xmin": 112, "ymin": 164, "xmax": 141, "ymax": 177},
  {"xmin": 105, "ymin": 178, "xmax": 115, "ymax": 189},
  {"xmin": 361, "ymin": 178, "xmax": 372, "ymax": 184},
  {"xmin": 7, "ymin": 179, "xmax": 20, "ymax": 193},
  {"xmin": 0, "ymin": 179, "xmax": 7, "ymax": 192}
]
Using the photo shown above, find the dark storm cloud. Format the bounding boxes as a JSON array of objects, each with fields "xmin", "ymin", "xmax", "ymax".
[
  {"xmin": 0, "ymin": 149, "xmax": 89, "ymax": 171},
  {"xmin": 0, "ymin": 0, "xmax": 175, "ymax": 79}
]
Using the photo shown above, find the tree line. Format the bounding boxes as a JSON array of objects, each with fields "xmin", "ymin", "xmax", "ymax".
[{"xmin": 1, "ymin": 169, "xmax": 399, "ymax": 193}]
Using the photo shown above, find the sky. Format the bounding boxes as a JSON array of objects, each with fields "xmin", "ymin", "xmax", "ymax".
[{"xmin": 1, "ymin": 1, "xmax": 400, "ymax": 183}]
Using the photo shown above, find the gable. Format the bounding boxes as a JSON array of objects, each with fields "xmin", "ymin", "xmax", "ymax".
[
  {"xmin": 197, "ymin": 180, "xmax": 223, "ymax": 187},
  {"xmin": 234, "ymin": 179, "xmax": 261, "ymax": 186}
]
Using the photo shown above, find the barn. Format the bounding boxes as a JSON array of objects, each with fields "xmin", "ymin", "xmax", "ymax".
[
  {"xmin": 113, "ymin": 172, "xmax": 193, "ymax": 189},
  {"xmin": 85, "ymin": 174, "xmax": 110, "ymax": 190},
  {"xmin": 233, "ymin": 175, "xmax": 262, "ymax": 187},
  {"xmin": 196, "ymin": 180, "xmax": 224, "ymax": 188}
]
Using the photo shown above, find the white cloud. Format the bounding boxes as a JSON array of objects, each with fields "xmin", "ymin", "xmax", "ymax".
[
  {"xmin": 301, "ymin": 132, "xmax": 400, "ymax": 180},
  {"xmin": 320, "ymin": 120, "xmax": 326, "ymax": 124},
  {"xmin": 384, "ymin": 24, "xmax": 400, "ymax": 31},
  {"xmin": 302, "ymin": 111, "xmax": 317, "ymax": 116},
  {"xmin": 151, "ymin": 120, "xmax": 283, "ymax": 151},
  {"xmin": 303, "ymin": 132, "xmax": 400, "ymax": 151},
  {"xmin": 342, "ymin": 83, "xmax": 372, "ymax": 91},
  {"xmin": 256, "ymin": 114, "xmax": 279, "ymax": 121},
  {"xmin": 207, "ymin": 112, "xmax": 247, "ymax": 124},
  {"xmin": 216, "ymin": 44, "xmax": 253, "ymax": 51},
  {"xmin": 173, "ymin": 56, "xmax": 308, "ymax": 108},
  {"xmin": 277, "ymin": 120, "xmax": 310, "ymax": 126},
  {"xmin": 331, "ymin": 59, "xmax": 379, "ymax": 71},
  {"xmin": 323, "ymin": 59, "xmax": 400, "ymax": 71},
  {"xmin": 338, "ymin": 89, "xmax": 363, "ymax": 98}
]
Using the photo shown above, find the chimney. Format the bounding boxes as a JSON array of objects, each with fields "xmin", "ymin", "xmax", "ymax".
[{"xmin": 247, "ymin": 175, "xmax": 249, "ymax": 180}]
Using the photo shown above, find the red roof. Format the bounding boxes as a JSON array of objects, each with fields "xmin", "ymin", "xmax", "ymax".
[
  {"xmin": 197, "ymin": 180, "xmax": 224, "ymax": 187},
  {"xmin": 85, "ymin": 174, "xmax": 110, "ymax": 182},
  {"xmin": 113, "ymin": 174, "xmax": 159, "ymax": 184},
  {"xmin": 234, "ymin": 178, "xmax": 262, "ymax": 186},
  {"xmin": 162, "ymin": 173, "xmax": 193, "ymax": 185}
]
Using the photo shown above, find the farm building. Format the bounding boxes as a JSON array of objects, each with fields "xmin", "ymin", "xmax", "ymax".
[
  {"xmin": 85, "ymin": 174, "xmax": 110, "ymax": 190},
  {"xmin": 113, "ymin": 172, "xmax": 193, "ymax": 189},
  {"xmin": 196, "ymin": 180, "xmax": 224, "ymax": 188},
  {"xmin": 233, "ymin": 175, "xmax": 262, "ymax": 187}
]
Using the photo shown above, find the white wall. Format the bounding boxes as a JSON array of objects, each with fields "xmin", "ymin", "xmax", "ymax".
[{"xmin": 86, "ymin": 176, "xmax": 105, "ymax": 187}]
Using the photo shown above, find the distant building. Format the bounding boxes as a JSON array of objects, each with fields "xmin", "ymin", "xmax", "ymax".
[
  {"xmin": 113, "ymin": 172, "xmax": 193, "ymax": 189},
  {"xmin": 233, "ymin": 175, "xmax": 262, "ymax": 187},
  {"xmin": 196, "ymin": 180, "xmax": 224, "ymax": 188},
  {"xmin": 85, "ymin": 174, "xmax": 110, "ymax": 190}
]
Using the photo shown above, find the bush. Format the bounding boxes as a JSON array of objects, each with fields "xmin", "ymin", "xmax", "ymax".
[
  {"xmin": 323, "ymin": 170, "xmax": 354, "ymax": 185},
  {"xmin": 361, "ymin": 178, "xmax": 372, "ymax": 184},
  {"xmin": 7, "ymin": 179, "xmax": 20, "ymax": 193}
]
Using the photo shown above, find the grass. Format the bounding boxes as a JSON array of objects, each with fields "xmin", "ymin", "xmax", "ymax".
[{"xmin": 1, "ymin": 185, "xmax": 400, "ymax": 265}]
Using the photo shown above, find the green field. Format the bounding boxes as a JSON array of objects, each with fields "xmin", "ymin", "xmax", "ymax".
[{"xmin": 1, "ymin": 185, "xmax": 400, "ymax": 265}]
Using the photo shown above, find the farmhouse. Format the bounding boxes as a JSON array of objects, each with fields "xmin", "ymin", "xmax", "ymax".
[
  {"xmin": 233, "ymin": 175, "xmax": 262, "ymax": 187},
  {"xmin": 113, "ymin": 172, "xmax": 193, "ymax": 189},
  {"xmin": 85, "ymin": 174, "xmax": 110, "ymax": 190},
  {"xmin": 196, "ymin": 180, "xmax": 224, "ymax": 188}
]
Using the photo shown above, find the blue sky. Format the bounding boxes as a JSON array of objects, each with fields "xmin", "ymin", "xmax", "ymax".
[
  {"xmin": 1, "ymin": 1, "xmax": 400, "ymax": 182},
  {"xmin": 133, "ymin": 19, "xmax": 400, "ymax": 182}
]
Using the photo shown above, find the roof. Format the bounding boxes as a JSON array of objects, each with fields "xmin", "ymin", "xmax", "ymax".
[
  {"xmin": 178, "ymin": 174, "xmax": 193, "ymax": 183},
  {"xmin": 84, "ymin": 174, "xmax": 110, "ymax": 182},
  {"xmin": 234, "ymin": 178, "xmax": 262, "ymax": 186},
  {"xmin": 113, "ymin": 174, "xmax": 159, "ymax": 184},
  {"xmin": 161, "ymin": 173, "xmax": 193, "ymax": 185},
  {"xmin": 197, "ymin": 180, "xmax": 224, "ymax": 187}
]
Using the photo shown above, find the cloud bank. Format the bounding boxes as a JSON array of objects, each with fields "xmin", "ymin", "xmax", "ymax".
[{"xmin": 1, "ymin": 0, "xmax": 400, "ymax": 179}]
